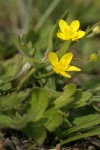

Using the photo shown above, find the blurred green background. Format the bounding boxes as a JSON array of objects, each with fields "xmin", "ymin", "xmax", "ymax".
[{"xmin": 0, "ymin": 0, "xmax": 100, "ymax": 58}]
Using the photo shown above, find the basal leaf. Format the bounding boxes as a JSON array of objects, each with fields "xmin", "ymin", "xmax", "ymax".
[
  {"xmin": 44, "ymin": 108, "xmax": 63, "ymax": 131},
  {"xmin": 13, "ymin": 113, "xmax": 38, "ymax": 129},
  {"xmin": 53, "ymin": 84, "xmax": 76, "ymax": 109},
  {"xmin": 0, "ymin": 91, "xmax": 27, "ymax": 111},
  {"xmin": 0, "ymin": 115, "xmax": 14, "ymax": 128},
  {"xmin": 60, "ymin": 126, "xmax": 100, "ymax": 146},
  {"xmin": 63, "ymin": 84, "xmax": 76, "ymax": 98},
  {"xmin": 63, "ymin": 114, "xmax": 100, "ymax": 135},
  {"xmin": 74, "ymin": 91, "xmax": 92, "ymax": 108},
  {"xmin": 54, "ymin": 96, "xmax": 74, "ymax": 109},
  {"xmin": 28, "ymin": 88, "xmax": 49, "ymax": 121},
  {"xmin": 24, "ymin": 121, "xmax": 47, "ymax": 145},
  {"xmin": 73, "ymin": 114, "xmax": 100, "ymax": 126}
]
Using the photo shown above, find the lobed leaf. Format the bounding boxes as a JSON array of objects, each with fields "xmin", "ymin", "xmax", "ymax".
[
  {"xmin": 53, "ymin": 84, "xmax": 76, "ymax": 109},
  {"xmin": 44, "ymin": 108, "xmax": 63, "ymax": 131},
  {"xmin": 28, "ymin": 88, "xmax": 49, "ymax": 121},
  {"xmin": 0, "ymin": 91, "xmax": 27, "ymax": 111},
  {"xmin": 0, "ymin": 115, "xmax": 14, "ymax": 128},
  {"xmin": 24, "ymin": 120, "xmax": 47, "ymax": 145}
]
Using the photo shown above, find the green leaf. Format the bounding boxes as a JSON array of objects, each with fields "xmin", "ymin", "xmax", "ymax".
[
  {"xmin": 54, "ymin": 97, "xmax": 74, "ymax": 109},
  {"xmin": 0, "ymin": 115, "xmax": 14, "ymax": 128},
  {"xmin": 25, "ymin": 121, "xmax": 47, "ymax": 145},
  {"xmin": 28, "ymin": 88, "xmax": 49, "ymax": 121},
  {"xmin": 73, "ymin": 114, "xmax": 100, "ymax": 126},
  {"xmin": 63, "ymin": 114, "xmax": 100, "ymax": 135},
  {"xmin": 53, "ymin": 84, "xmax": 76, "ymax": 109},
  {"xmin": 60, "ymin": 9, "xmax": 69, "ymax": 21},
  {"xmin": 0, "ymin": 91, "xmax": 27, "ymax": 111},
  {"xmin": 46, "ymin": 87, "xmax": 61, "ymax": 99},
  {"xmin": 73, "ymin": 91, "xmax": 92, "ymax": 108},
  {"xmin": 1, "ymin": 75, "xmax": 14, "ymax": 84},
  {"xmin": 89, "ymin": 96, "xmax": 100, "ymax": 103},
  {"xmin": 46, "ymin": 24, "xmax": 57, "ymax": 53},
  {"xmin": 15, "ymin": 37, "xmax": 29, "ymax": 56},
  {"xmin": 44, "ymin": 108, "xmax": 63, "ymax": 131},
  {"xmin": 0, "ymin": 82, "xmax": 12, "ymax": 91},
  {"xmin": 34, "ymin": 0, "xmax": 61, "ymax": 30},
  {"xmin": 57, "ymin": 40, "xmax": 71, "ymax": 58},
  {"xmin": 60, "ymin": 126, "xmax": 100, "ymax": 146},
  {"xmin": 25, "ymin": 29, "xmax": 39, "ymax": 44},
  {"xmin": 13, "ymin": 113, "xmax": 36, "ymax": 129},
  {"xmin": 63, "ymin": 84, "xmax": 76, "ymax": 98},
  {"xmin": 45, "ymin": 78, "xmax": 56, "ymax": 90},
  {"xmin": 92, "ymin": 103, "xmax": 100, "ymax": 111}
]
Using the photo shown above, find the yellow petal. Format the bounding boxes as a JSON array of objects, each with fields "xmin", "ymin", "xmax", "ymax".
[
  {"xmin": 60, "ymin": 71, "xmax": 71, "ymax": 78},
  {"xmin": 48, "ymin": 52, "xmax": 58, "ymax": 67},
  {"xmin": 70, "ymin": 20, "xmax": 80, "ymax": 31},
  {"xmin": 57, "ymin": 32, "xmax": 67, "ymax": 40},
  {"xmin": 60, "ymin": 53, "xmax": 73, "ymax": 66},
  {"xmin": 72, "ymin": 37, "xmax": 78, "ymax": 41},
  {"xmin": 77, "ymin": 30, "xmax": 85, "ymax": 39},
  {"xmin": 59, "ymin": 19, "xmax": 69, "ymax": 33},
  {"xmin": 53, "ymin": 67, "xmax": 60, "ymax": 74},
  {"xmin": 67, "ymin": 65, "xmax": 81, "ymax": 71}
]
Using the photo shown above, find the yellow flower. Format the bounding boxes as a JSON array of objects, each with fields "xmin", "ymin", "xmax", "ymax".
[
  {"xmin": 57, "ymin": 19, "xmax": 85, "ymax": 41},
  {"xmin": 48, "ymin": 52, "xmax": 81, "ymax": 78}
]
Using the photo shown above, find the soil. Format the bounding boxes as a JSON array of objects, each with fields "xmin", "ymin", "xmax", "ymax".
[{"xmin": 0, "ymin": 129, "xmax": 100, "ymax": 150}]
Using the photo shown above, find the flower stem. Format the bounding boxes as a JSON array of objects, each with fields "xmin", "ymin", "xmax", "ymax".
[
  {"xmin": 73, "ymin": 57, "xmax": 89, "ymax": 61},
  {"xmin": 36, "ymin": 71, "xmax": 54, "ymax": 79},
  {"xmin": 17, "ymin": 67, "xmax": 36, "ymax": 90}
]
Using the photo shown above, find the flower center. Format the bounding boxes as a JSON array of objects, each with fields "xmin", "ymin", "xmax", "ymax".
[
  {"xmin": 63, "ymin": 27, "xmax": 78, "ymax": 40},
  {"xmin": 53, "ymin": 62, "xmax": 68, "ymax": 73}
]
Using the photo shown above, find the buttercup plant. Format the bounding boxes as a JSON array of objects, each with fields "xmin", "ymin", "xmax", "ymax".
[{"xmin": 0, "ymin": 6, "xmax": 100, "ymax": 148}]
